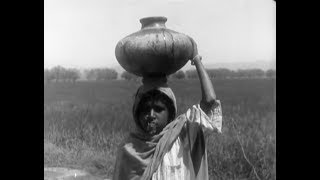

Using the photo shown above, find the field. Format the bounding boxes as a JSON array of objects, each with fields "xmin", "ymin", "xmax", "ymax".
[{"xmin": 44, "ymin": 78, "xmax": 276, "ymax": 180}]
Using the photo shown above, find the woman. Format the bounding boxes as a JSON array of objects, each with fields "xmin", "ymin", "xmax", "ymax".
[{"xmin": 113, "ymin": 54, "xmax": 222, "ymax": 180}]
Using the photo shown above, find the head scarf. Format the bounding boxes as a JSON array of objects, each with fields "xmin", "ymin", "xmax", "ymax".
[{"xmin": 132, "ymin": 77, "xmax": 177, "ymax": 133}]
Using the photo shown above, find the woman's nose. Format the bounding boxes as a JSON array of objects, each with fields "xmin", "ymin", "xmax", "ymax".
[{"xmin": 148, "ymin": 109, "xmax": 155, "ymax": 117}]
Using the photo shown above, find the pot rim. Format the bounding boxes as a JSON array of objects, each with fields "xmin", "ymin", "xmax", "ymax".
[{"xmin": 140, "ymin": 16, "xmax": 167, "ymax": 29}]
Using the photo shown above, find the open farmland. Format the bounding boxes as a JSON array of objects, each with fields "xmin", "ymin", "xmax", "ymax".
[{"xmin": 44, "ymin": 78, "xmax": 276, "ymax": 180}]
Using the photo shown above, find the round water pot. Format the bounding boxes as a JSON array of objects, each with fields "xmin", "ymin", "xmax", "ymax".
[{"xmin": 115, "ymin": 16, "xmax": 197, "ymax": 77}]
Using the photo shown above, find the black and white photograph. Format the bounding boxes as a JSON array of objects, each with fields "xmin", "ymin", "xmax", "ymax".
[{"xmin": 44, "ymin": 0, "xmax": 276, "ymax": 179}]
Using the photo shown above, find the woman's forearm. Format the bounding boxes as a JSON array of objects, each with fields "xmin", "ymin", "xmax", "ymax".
[{"xmin": 193, "ymin": 55, "xmax": 216, "ymax": 111}]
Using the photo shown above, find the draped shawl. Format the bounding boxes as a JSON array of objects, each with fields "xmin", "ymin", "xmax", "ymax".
[{"xmin": 113, "ymin": 78, "xmax": 206, "ymax": 180}]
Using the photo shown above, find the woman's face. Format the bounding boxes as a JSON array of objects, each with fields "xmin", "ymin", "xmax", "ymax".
[{"xmin": 138, "ymin": 98, "xmax": 169, "ymax": 135}]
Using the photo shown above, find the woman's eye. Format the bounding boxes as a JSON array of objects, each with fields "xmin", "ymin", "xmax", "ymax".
[
  {"xmin": 154, "ymin": 107, "xmax": 163, "ymax": 112},
  {"xmin": 140, "ymin": 106, "xmax": 149, "ymax": 113}
]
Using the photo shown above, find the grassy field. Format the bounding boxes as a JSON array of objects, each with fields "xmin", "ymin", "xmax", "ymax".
[{"xmin": 44, "ymin": 78, "xmax": 276, "ymax": 180}]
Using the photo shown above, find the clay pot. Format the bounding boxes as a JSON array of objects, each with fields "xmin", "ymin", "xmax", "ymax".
[{"xmin": 115, "ymin": 16, "xmax": 197, "ymax": 77}]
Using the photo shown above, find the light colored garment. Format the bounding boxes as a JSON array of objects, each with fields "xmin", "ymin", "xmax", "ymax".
[
  {"xmin": 151, "ymin": 101, "xmax": 222, "ymax": 180},
  {"xmin": 112, "ymin": 82, "xmax": 222, "ymax": 180}
]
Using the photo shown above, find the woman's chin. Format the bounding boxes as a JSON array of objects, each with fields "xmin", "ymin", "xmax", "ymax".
[{"xmin": 147, "ymin": 127, "xmax": 157, "ymax": 135}]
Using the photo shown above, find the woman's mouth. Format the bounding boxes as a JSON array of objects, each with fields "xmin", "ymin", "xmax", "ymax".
[{"xmin": 146, "ymin": 121, "xmax": 157, "ymax": 133}]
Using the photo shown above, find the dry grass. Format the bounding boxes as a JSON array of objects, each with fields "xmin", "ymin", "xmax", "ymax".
[{"xmin": 44, "ymin": 79, "xmax": 276, "ymax": 180}]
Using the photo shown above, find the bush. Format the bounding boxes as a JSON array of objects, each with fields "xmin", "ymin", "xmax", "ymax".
[
  {"xmin": 266, "ymin": 69, "xmax": 276, "ymax": 78},
  {"xmin": 85, "ymin": 68, "xmax": 118, "ymax": 81},
  {"xmin": 185, "ymin": 69, "xmax": 198, "ymax": 79},
  {"xmin": 121, "ymin": 71, "xmax": 140, "ymax": 81},
  {"xmin": 171, "ymin": 70, "xmax": 186, "ymax": 79}
]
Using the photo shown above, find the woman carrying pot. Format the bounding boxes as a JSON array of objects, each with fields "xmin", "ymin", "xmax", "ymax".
[{"xmin": 113, "ymin": 52, "xmax": 223, "ymax": 180}]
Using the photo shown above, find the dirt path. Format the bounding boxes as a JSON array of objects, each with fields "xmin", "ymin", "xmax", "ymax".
[{"xmin": 44, "ymin": 167, "xmax": 109, "ymax": 180}]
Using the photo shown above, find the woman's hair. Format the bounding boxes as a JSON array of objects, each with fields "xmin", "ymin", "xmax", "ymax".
[{"xmin": 135, "ymin": 89, "xmax": 176, "ymax": 125}]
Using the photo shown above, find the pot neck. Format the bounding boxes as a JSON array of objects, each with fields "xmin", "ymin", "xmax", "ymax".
[{"xmin": 140, "ymin": 16, "xmax": 167, "ymax": 29}]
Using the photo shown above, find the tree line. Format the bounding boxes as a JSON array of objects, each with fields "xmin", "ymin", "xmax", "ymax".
[
  {"xmin": 182, "ymin": 68, "xmax": 276, "ymax": 79},
  {"xmin": 44, "ymin": 66, "xmax": 276, "ymax": 83},
  {"xmin": 44, "ymin": 66, "xmax": 81, "ymax": 83}
]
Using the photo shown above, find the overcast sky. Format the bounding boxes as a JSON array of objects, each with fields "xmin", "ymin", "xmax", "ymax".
[{"xmin": 44, "ymin": 0, "xmax": 276, "ymax": 69}]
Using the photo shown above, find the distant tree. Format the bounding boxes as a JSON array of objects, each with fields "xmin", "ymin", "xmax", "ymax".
[
  {"xmin": 207, "ymin": 68, "xmax": 233, "ymax": 79},
  {"xmin": 185, "ymin": 69, "xmax": 198, "ymax": 79},
  {"xmin": 51, "ymin": 66, "xmax": 66, "ymax": 82},
  {"xmin": 60, "ymin": 68, "xmax": 68, "ymax": 82},
  {"xmin": 65, "ymin": 68, "xmax": 80, "ymax": 83},
  {"xmin": 229, "ymin": 70, "xmax": 238, "ymax": 79},
  {"xmin": 233, "ymin": 69, "xmax": 265, "ymax": 79},
  {"xmin": 96, "ymin": 69, "xmax": 105, "ymax": 81},
  {"xmin": 121, "ymin": 71, "xmax": 139, "ymax": 81},
  {"xmin": 222, "ymin": 68, "xmax": 233, "ymax": 78},
  {"xmin": 171, "ymin": 70, "xmax": 186, "ymax": 79},
  {"xmin": 236, "ymin": 69, "xmax": 247, "ymax": 78},
  {"xmin": 106, "ymin": 68, "xmax": 118, "ymax": 80},
  {"xmin": 98, "ymin": 68, "xmax": 118, "ymax": 80},
  {"xmin": 185, "ymin": 68, "xmax": 267, "ymax": 79},
  {"xmin": 266, "ymin": 69, "xmax": 276, "ymax": 78},
  {"xmin": 253, "ymin": 69, "xmax": 265, "ymax": 78},
  {"xmin": 84, "ymin": 69, "xmax": 97, "ymax": 81},
  {"xmin": 256, "ymin": 69, "xmax": 265, "ymax": 78},
  {"xmin": 206, "ymin": 69, "xmax": 215, "ymax": 79},
  {"xmin": 245, "ymin": 69, "xmax": 265, "ymax": 78},
  {"xmin": 84, "ymin": 68, "xmax": 118, "ymax": 81},
  {"xmin": 44, "ymin": 69, "xmax": 54, "ymax": 83}
]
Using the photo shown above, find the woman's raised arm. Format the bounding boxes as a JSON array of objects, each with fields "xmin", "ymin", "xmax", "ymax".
[{"xmin": 191, "ymin": 55, "xmax": 217, "ymax": 115}]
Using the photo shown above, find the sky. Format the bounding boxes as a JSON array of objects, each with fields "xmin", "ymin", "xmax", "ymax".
[{"xmin": 44, "ymin": 0, "xmax": 276, "ymax": 70}]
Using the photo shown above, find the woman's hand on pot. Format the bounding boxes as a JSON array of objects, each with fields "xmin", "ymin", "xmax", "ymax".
[{"xmin": 190, "ymin": 54, "xmax": 202, "ymax": 65}]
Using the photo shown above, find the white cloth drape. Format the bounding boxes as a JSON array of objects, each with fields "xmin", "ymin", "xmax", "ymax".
[{"xmin": 152, "ymin": 100, "xmax": 222, "ymax": 180}]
